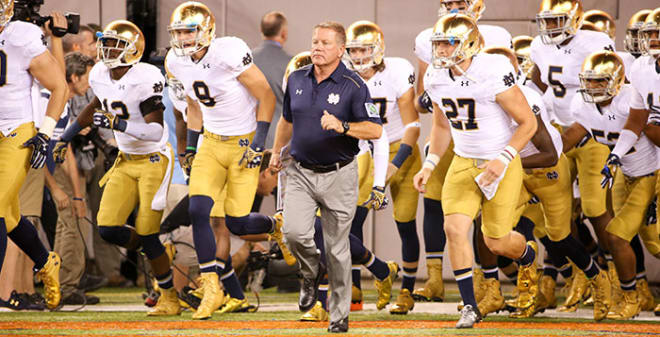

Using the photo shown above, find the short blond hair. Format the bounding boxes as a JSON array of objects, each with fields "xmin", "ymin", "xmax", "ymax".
[{"xmin": 314, "ymin": 21, "xmax": 346, "ymax": 46}]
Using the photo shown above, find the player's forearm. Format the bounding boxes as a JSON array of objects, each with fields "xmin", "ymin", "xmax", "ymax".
[
  {"xmin": 175, "ymin": 117, "xmax": 187, "ymax": 156},
  {"xmin": 346, "ymin": 121, "xmax": 382, "ymax": 140},
  {"xmin": 643, "ymin": 124, "xmax": 660, "ymax": 148},
  {"xmin": 508, "ymin": 118, "xmax": 537, "ymax": 153},
  {"xmin": 122, "ymin": 121, "xmax": 164, "ymax": 142},
  {"xmin": 76, "ymin": 97, "xmax": 101, "ymax": 128},
  {"xmin": 272, "ymin": 118, "xmax": 293, "ymax": 154},
  {"xmin": 521, "ymin": 153, "xmax": 557, "ymax": 169},
  {"xmin": 255, "ymin": 89, "xmax": 276, "ymax": 123}
]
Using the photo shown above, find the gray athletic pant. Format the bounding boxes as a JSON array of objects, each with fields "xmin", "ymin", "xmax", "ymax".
[{"xmin": 282, "ymin": 159, "xmax": 358, "ymax": 323}]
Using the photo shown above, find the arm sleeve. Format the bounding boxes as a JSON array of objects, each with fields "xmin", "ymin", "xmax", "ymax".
[{"xmin": 372, "ymin": 128, "xmax": 389, "ymax": 187}]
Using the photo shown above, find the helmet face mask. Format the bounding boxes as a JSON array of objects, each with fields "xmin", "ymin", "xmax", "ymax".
[
  {"xmin": 0, "ymin": 0, "xmax": 14, "ymax": 28},
  {"xmin": 640, "ymin": 28, "xmax": 660, "ymax": 57},
  {"xmin": 345, "ymin": 20, "xmax": 385, "ymax": 72},
  {"xmin": 537, "ymin": 14, "xmax": 572, "ymax": 44},
  {"xmin": 624, "ymin": 9, "xmax": 651, "ymax": 54},
  {"xmin": 346, "ymin": 45, "xmax": 379, "ymax": 71},
  {"xmin": 578, "ymin": 51, "xmax": 624, "ymax": 104},
  {"xmin": 536, "ymin": 0, "xmax": 583, "ymax": 45},
  {"xmin": 431, "ymin": 37, "xmax": 466, "ymax": 69},
  {"xmin": 168, "ymin": 1, "xmax": 216, "ymax": 57},
  {"xmin": 97, "ymin": 21, "xmax": 144, "ymax": 69}
]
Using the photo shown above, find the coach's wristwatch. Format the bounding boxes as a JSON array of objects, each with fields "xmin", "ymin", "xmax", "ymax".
[{"xmin": 342, "ymin": 120, "xmax": 350, "ymax": 135}]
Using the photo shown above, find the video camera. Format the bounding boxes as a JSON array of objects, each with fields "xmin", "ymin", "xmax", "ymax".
[{"xmin": 12, "ymin": 0, "xmax": 80, "ymax": 36}]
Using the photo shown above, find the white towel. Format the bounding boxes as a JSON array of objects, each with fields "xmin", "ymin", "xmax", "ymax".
[
  {"xmin": 475, "ymin": 165, "xmax": 508, "ymax": 200},
  {"xmin": 151, "ymin": 144, "xmax": 174, "ymax": 211}
]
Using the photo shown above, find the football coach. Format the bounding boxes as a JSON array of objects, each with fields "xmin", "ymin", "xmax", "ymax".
[{"xmin": 269, "ymin": 21, "xmax": 382, "ymax": 333}]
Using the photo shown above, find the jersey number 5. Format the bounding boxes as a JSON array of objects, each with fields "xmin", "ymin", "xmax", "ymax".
[
  {"xmin": 193, "ymin": 81, "xmax": 216, "ymax": 107},
  {"xmin": 442, "ymin": 98, "xmax": 477, "ymax": 130},
  {"xmin": 0, "ymin": 50, "xmax": 6, "ymax": 87},
  {"xmin": 548, "ymin": 66, "xmax": 566, "ymax": 98}
]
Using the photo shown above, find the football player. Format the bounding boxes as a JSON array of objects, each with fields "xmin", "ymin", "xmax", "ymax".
[
  {"xmin": 483, "ymin": 47, "xmax": 611, "ymax": 320},
  {"xmin": 530, "ymin": 0, "xmax": 615, "ymax": 290},
  {"xmin": 53, "ymin": 20, "xmax": 180, "ymax": 316},
  {"xmin": 166, "ymin": 72, "xmax": 254, "ymax": 314},
  {"xmin": 411, "ymin": 0, "xmax": 513, "ymax": 304},
  {"xmin": 597, "ymin": 7, "xmax": 660, "ymax": 317},
  {"xmin": 562, "ymin": 50, "xmax": 660, "ymax": 319},
  {"xmin": 0, "ymin": 0, "xmax": 68, "ymax": 310},
  {"xmin": 165, "ymin": 1, "xmax": 283, "ymax": 319},
  {"xmin": 344, "ymin": 20, "xmax": 422, "ymax": 315},
  {"xmin": 413, "ymin": 14, "xmax": 538, "ymax": 328}
]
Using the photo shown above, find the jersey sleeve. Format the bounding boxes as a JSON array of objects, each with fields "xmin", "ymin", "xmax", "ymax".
[
  {"xmin": 351, "ymin": 77, "xmax": 381, "ymax": 124},
  {"xmin": 569, "ymin": 94, "xmax": 588, "ymax": 128},
  {"xmin": 19, "ymin": 23, "xmax": 48, "ymax": 60},
  {"xmin": 629, "ymin": 85, "xmax": 646, "ymax": 110},
  {"xmin": 392, "ymin": 58, "xmax": 415, "ymax": 98},
  {"xmin": 135, "ymin": 66, "xmax": 166, "ymax": 110},
  {"xmin": 219, "ymin": 37, "xmax": 254, "ymax": 77},
  {"xmin": 486, "ymin": 55, "xmax": 517, "ymax": 97},
  {"xmin": 414, "ymin": 28, "xmax": 432, "ymax": 65},
  {"xmin": 586, "ymin": 31, "xmax": 615, "ymax": 52}
]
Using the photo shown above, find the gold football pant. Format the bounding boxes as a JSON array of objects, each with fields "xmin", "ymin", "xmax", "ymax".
[
  {"xmin": 565, "ymin": 138, "xmax": 609, "ymax": 217},
  {"xmin": 0, "ymin": 123, "xmax": 35, "ymax": 232},
  {"xmin": 442, "ymin": 154, "xmax": 523, "ymax": 239},
  {"xmin": 607, "ymin": 172, "xmax": 656, "ymax": 243},
  {"xmin": 97, "ymin": 147, "xmax": 173, "ymax": 236},
  {"xmin": 189, "ymin": 131, "xmax": 258, "ymax": 218}
]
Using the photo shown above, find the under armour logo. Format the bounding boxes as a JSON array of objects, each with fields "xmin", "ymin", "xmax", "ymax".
[
  {"xmin": 238, "ymin": 138, "xmax": 249, "ymax": 147},
  {"xmin": 564, "ymin": 49, "xmax": 572, "ymax": 55},
  {"xmin": 328, "ymin": 93, "xmax": 340, "ymax": 105},
  {"xmin": 604, "ymin": 45, "xmax": 615, "ymax": 52},
  {"xmin": 118, "ymin": 85, "xmax": 125, "ymax": 90},
  {"xmin": 202, "ymin": 64, "xmax": 210, "ymax": 69},
  {"xmin": 149, "ymin": 154, "xmax": 160, "ymax": 163},
  {"xmin": 546, "ymin": 171, "xmax": 559, "ymax": 180},
  {"xmin": 295, "ymin": 89, "xmax": 303, "ymax": 95},
  {"xmin": 608, "ymin": 115, "xmax": 615, "ymax": 120},
  {"xmin": 532, "ymin": 104, "xmax": 541, "ymax": 115},
  {"xmin": 152, "ymin": 82, "xmax": 164, "ymax": 93},
  {"xmin": 41, "ymin": 34, "xmax": 47, "ymax": 46},
  {"xmin": 461, "ymin": 81, "xmax": 469, "ymax": 87},
  {"xmin": 502, "ymin": 72, "xmax": 515, "ymax": 87},
  {"xmin": 242, "ymin": 53, "xmax": 252, "ymax": 66}
]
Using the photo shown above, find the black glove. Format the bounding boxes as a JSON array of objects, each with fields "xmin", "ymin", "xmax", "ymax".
[{"xmin": 23, "ymin": 133, "xmax": 50, "ymax": 169}]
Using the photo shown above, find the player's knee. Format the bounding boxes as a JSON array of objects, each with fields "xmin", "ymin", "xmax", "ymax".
[
  {"xmin": 99, "ymin": 226, "xmax": 128, "ymax": 246},
  {"xmin": 189, "ymin": 195, "xmax": 214, "ymax": 225},
  {"xmin": 483, "ymin": 236, "xmax": 508, "ymax": 256},
  {"xmin": 225, "ymin": 215, "xmax": 248, "ymax": 236},
  {"xmin": 140, "ymin": 233, "xmax": 165, "ymax": 260}
]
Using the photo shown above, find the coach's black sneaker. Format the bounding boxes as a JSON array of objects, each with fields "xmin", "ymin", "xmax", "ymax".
[
  {"xmin": 78, "ymin": 273, "xmax": 108, "ymax": 292},
  {"xmin": 299, "ymin": 264, "xmax": 325, "ymax": 312},
  {"xmin": 62, "ymin": 290, "xmax": 100, "ymax": 305},
  {"xmin": 19, "ymin": 293, "xmax": 45, "ymax": 311},
  {"xmin": 0, "ymin": 291, "xmax": 28, "ymax": 310},
  {"xmin": 456, "ymin": 304, "xmax": 482, "ymax": 328},
  {"xmin": 328, "ymin": 316, "xmax": 348, "ymax": 333}
]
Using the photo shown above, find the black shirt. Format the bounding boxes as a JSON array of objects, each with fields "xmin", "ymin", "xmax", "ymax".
[{"xmin": 283, "ymin": 61, "xmax": 381, "ymax": 165}]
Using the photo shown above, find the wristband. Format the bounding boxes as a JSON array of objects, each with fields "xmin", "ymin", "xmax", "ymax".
[
  {"xmin": 251, "ymin": 121, "xmax": 270, "ymax": 150},
  {"xmin": 40, "ymin": 116, "xmax": 57, "ymax": 139},
  {"xmin": 73, "ymin": 197, "xmax": 83, "ymax": 201},
  {"xmin": 404, "ymin": 121, "xmax": 421, "ymax": 130},
  {"xmin": 186, "ymin": 129, "xmax": 201, "ymax": 151},
  {"xmin": 391, "ymin": 143, "xmax": 413, "ymax": 168},
  {"xmin": 496, "ymin": 145, "xmax": 518, "ymax": 166},
  {"xmin": 423, "ymin": 153, "xmax": 440, "ymax": 170}
]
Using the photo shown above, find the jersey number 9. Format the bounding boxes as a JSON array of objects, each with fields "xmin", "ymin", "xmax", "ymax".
[{"xmin": 193, "ymin": 81, "xmax": 216, "ymax": 107}]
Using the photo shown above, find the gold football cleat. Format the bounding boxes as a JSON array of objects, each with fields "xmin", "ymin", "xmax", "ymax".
[
  {"xmin": 477, "ymin": 278, "xmax": 505, "ymax": 317},
  {"xmin": 559, "ymin": 269, "xmax": 587, "ymax": 311},
  {"xmin": 389, "ymin": 289, "xmax": 415, "ymax": 315},
  {"xmin": 148, "ymin": 287, "xmax": 182, "ymax": 316},
  {"xmin": 515, "ymin": 242, "xmax": 540, "ymax": 310},
  {"xmin": 300, "ymin": 301, "xmax": 328, "ymax": 322},
  {"xmin": 351, "ymin": 285, "xmax": 363, "ymax": 311},
  {"xmin": 36, "ymin": 252, "xmax": 62, "ymax": 310},
  {"xmin": 473, "ymin": 268, "xmax": 486, "ymax": 303},
  {"xmin": 412, "ymin": 259, "xmax": 444, "ymax": 302},
  {"xmin": 375, "ymin": 261, "xmax": 399, "ymax": 310},
  {"xmin": 606, "ymin": 289, "xmax": 641, "ymax": 320},
  {"xmin": 269, "ymin": 212, "xmax": 297, "ymax": 266},
  {"xmin": 589, "ymin": 270, "xmax": 611, "ymax": 321},
  {"xmin": 637, "ymin": 278, "xmax": 656, "ymax": 311},
  {"xmin": 218, "ymin": 297, "xmax": 248, "ymax": 314},
  {"xmin": 538, "ymin": 275, "xmax": 557, "ymax": 310},
  {"xmin": 191, "ymin": 272, "xmax": 225, "ymax": 320}
]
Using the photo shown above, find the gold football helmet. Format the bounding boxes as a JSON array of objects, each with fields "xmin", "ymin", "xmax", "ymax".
[
  {"xmin": 0, "ymin": 0, "xmax": 13, "ymax": 27},
  {"xmin": 430, "ymin": 14, "xmax": 483, "ymax": 69},
  {"xmin": 583, "ymin": 10, "xmax": 615, "ymax": 40},
  {"xmin": 624, "ymin": 9, "xmax": 651, "ymax": 54},
  {"xmin": 512, "ymin": 35, "xmax": 534, "ymax": 80},
  {"xmin": 97, "ymin": 20, "xmax": 145, "ymax": 69},
  {"xmin": 438, "ymin": 0, "xmax": 485, "ymax": 21},
  {"xmin": 536, "ymin": 0, "xmax": 584, "ymax": 45},
  {"xmin": 345, "ymin": 20, "xmax": 385, "ymax": 71},
  {"xmin": 578, "ymin": 51, "xmax": 625, "ymax": 104},
  {"xmin": 283, "ymin": 51, "xmax": 312, "ymax": 91},
  {"xmin": 482, "ymin": 47, "xmax": 519, "ymax": 74},
  {"xmin": 640, "ymin": 7, "xmax": 660, "ymax": 57},
  {"xmin": 168, "ymin": 1, "xmax": 216, "ymax": 57}
]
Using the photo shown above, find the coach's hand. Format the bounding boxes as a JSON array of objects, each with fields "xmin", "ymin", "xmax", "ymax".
[
  {"xmin": 269, "ymin": 152, "xmax": 282, "ymax": 172},
  {"xmin": 52, "ymin": 141, "xmax": 69, "ymax": 164},
  {"xmin": 23, "ymin": 132, "xmax": 50, "ymax": 169},
  {"xmin": 321, "ymin": 110, "xmax": 343, "ymax": 133},
  {"xmin": 413, "ymin": 167, "xmax": 433, "ymax": 193}
]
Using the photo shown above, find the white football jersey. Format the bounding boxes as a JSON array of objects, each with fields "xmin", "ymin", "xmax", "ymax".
[
  {"xmin": 0, "ymin": 21, "xmax": 48, "ymax": 136},
  {"xmin": 358, "ymin": 57, "xmax": 415, "ymax": 143},
  {"xmin": 572, "ymin": 85, "xmax": 659, "ymax": 177},
  {"xmin": 165, "ymin": 37, "xmax": 257, "ymax": 136},
  {"xmin": 616, "ymin": 51, "xmax": 636, "ymax": 82},
  {"xmin": 530, "ymin": 30, "xmax": 614, "ymax": 127},
  {"xmin": 518, "ymin": 85, "xmax": 563, "ymax": 159},
  {"xmin": 89, "ymin": 62, "xmax": 168, "ymax": 155},
  {"xmin": 629, "ymin": 56, "xmax": 660, "ymax": 115},
  {"xmin": 425, "ymin": 53, "xmax": 517, "ymax": 159},
  {"xmin": 415, "ymin": 24, "xmax": 512, "ymax": 65}
]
